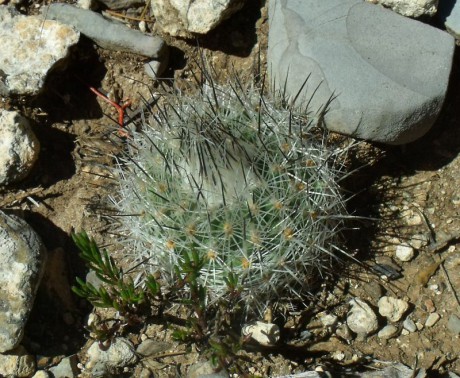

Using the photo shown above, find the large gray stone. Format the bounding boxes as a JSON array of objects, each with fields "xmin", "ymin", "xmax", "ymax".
[
  {"xmin": 268, "ymin": 0, "xmax": 455, "ymax": 145},
  {"xmin": 438, "ymin": 0, "xmax": 460, "ymax": 38},
  {"xmin": 44, "ymin": 3, "xmax": 167, "ymax": 59},
  {"xmin": 0, "ymin": 5, "xmax": 79, "ymax": 96},
  {"xmin": 0, "ymin": 212, "xmax": 46, "ymax": 353}
]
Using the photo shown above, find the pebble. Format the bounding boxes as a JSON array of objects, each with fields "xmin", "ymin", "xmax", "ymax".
[
  {"xmin": 0, "ymin": 345, "xmax": 36, "ymax": 377},
  {"xmin": 136, "ymin": 339, "xmax": 172, "ymax": 357},
  {"xmin": 424, "ymin": 299, "xmax": 436, "ymax": 313},
  {"xmin": 242, "ymin": 321, "xmax": 280, "ymax": 346},
  {"xmin": 48, "ymin": 355, "xmax": 79, "ymax": 378},
  {"xmin": 318, "ymin": 313, "xmax": 338, "ymax": 327},
  {"xmin": 85, "ymin": 338, "xmax": 138, "ymax": 374},
  {"xmin": 336, "ymin": 323, "xmax": 354, "ymax": 341},
  {"xmin": 347, "ymin": 298, "xmax": 379, "ymax": 336},
  {"xmin": 447, "ymin": 314, "xmax": 460, "ymax": 335},
  {"xmin": 403, "ymin": 317, "xmax": 417, "ymax": 333},
  {"xmin": 378, "ymin": 325, "xmax": 399, "ymax": 339},
  {"xmin": 187, "ymin": 360, "xmax": 228, "ymax": 378},
  {"xmin": 425, "ymin": 312, "xmax": 441, "ymax": 327},
  {"xmin": 32, "ymin": 371, "xmax": 51, "ymax": 378},
  {"xmin": 378, "ymin": 296, "xmax": 410, "ymax": 322},
  {"xmin": 395, "ymin": 244, "xmax": 415, "ymax": 262}
]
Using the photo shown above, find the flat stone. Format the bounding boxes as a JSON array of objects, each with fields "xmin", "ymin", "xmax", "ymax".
[
  {"xmin": 0, "ymin": 6, "xmax": 79, "ymax": 96},
  {"xmin": 0, "ymin": 110, "xmax": 40, "ymax": 186},
  {"xmin": 347, "ymin": 298, "xmax": 379, "ymax": 336},
  {"xmin": 403, "ymin": 317, "xmax": 417, "ymax": 332},
  {"xmin": 378, "ymin": 324, "xmax": 399, "ymax": 339},
  {"xmin": 151, "ymin": 0, "xmax": 246, "ymax": 37},
  {"xmin": 268, "ymin": 0, "xmax": 454, "ymax": 144},
  {"xmin": 378, "ymin": 296, "xmax": 409, "ymax": 322},
  {"xmin": 425, "ymin": 312, "xmax": 440, "ymax": 327},
  {"xmin": 0, "ymin": 212, "xmax": 46, "ymax": 353},
  {"xmin": 187, "ymin": 360, "xmax": 229, "ymax": 378},
  {"xmin": 367, "ymin": 0, "xmax": 439, "ymax": 17},
  {"xmin": 447, "ymin": 314, "xmax": 460, "ymax": 335},
  {"xmin": 438, "ymin": 0, "xmax": 460, "ymax": 39},
  {"xmin": 45, "ymin": 3, "xmax": 167, "ymax": 58},
  {"xmin": 242, "ymin": 321, "xmax": 280, "ymax": 346},
  {"xmin": 48, "ymin": 355, "xmax": 79, "ymax": 378}
]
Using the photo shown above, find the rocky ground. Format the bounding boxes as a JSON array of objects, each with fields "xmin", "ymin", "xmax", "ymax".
[{"xmin": 0, "ymin": 0, "xmax": 460, "ymax": 377}]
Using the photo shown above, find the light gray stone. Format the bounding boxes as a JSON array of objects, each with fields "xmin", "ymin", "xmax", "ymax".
[
  {"xmin": 347, "ymin": 298, "xmax": 379, "ymax": 336},
  {"xmin": 0, "ymin": 212, "xmax": 46, "ymax": 353},
  {"xmin": 136, "ymin": 338, "xmax": 172, "ymax": 357},
  {"xmin": 0, "ymin": 345, "xmax": 36, "ymax": 377},
  {"xmin": 151, "ymin": 0, "xmax": 246, "ymax": 37},
  {"xmin": 447, "ymin": 314, "xmax": 460, "ymax": 335},
  {"xmin": 242, "ymin": 321, "xmax": 280, "ymax": 346},
  {"xmin": 378, "ymin": 324, "xmax": 399, "ymax": 339},
  {"xmin": 395, "ymin": 244, "xmax": 415, "ymax": 262},
  {"xmin": 367, "ymin": 0, "xmax": 438, "ymax": 17},
  {"xmin": 403, "ymin": 317, "xmax": 417, "ymax": 332},
  {"xmin": 144, "ymin": 58, "xmax": 168, "ymax": 80},
  {"xmin": 85, "ymin": 337, "xmax": 138, "ymax": 373},
  {"xmin": 268, "ymin": 0, "xmax": 454, "ymax": 145},
  {"xmin": 48, "ymin": 355, "xmax": 79, "ymax": 378},
  {"xmin": 438, "ymin": 0, "xmax": 460, "ymax": 39},
  {"xmin": 0, "ymin": 110, "xmax": 40, "ymax": 186},
  {"xmin": 378, "ymin": 296, "xmax": 409, "ymax": 322},
  {"xmin": 0, "ymin": 5, "xmax": 79, "ymax": 96},
  {"xmin": 187, "ymin": 360, "xmax": 229, "ymax": 378},
  {"xmin": 425, "ymin": 312, "xmax": 440, "ymax": 327},
  {"xmin": 44, "ymin": 3, "xmax": 167, "ymax": 59}
]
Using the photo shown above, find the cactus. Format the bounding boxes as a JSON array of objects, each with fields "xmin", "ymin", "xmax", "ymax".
[{"xmin": 110, "ymin": 68, "xmax": 352, "ymax": 315}]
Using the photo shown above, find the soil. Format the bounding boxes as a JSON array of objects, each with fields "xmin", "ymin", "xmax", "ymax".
[{"xmin": 1, "ymin": 0, "xmax": 460, "ymax": 376}]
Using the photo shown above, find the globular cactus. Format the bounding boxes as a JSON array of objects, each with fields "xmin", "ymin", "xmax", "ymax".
[{"xmin": 110, "ymin": 68, "xmax": 352, "ymax": 315}]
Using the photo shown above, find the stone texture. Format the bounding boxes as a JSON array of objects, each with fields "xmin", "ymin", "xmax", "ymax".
[
  {"xmin": 0, "ymin": 345, "xmax": 36, "ymax": 377},
  {"xmin": 45, "ymin": 3, "xmax": 167, "ymax": 58},
  {"xmin": 0, "ymin": 5, "xmax": 79, "ymax": 96},
  {"xmin": 378, "ymin": 296, "xmax": 409, "ymax": 322},
  {"xmin": 438, "ymin": 0, "xmax": 460, "ymax": 38},
  {"xmin": 187, "ymin": 360, "xmax": 229, "ymax": 378},
  {"xmin": 0, "ymin": 212, "xmax": 46, "ymax": 353},
  {"xmin": 395, "ymin": 244, "xmax": 415, "ymax": 261},
  {"xmin": 151, "ymin": 0, "xmax": 246, "ymax": 37},
  {"xmin": 242, "ymin": 321, "xmax": 281, "ymax": 346},
  {"xmin": 268, "ymin": 0, "xmax": 454, "ymax": 145},
  {"xmin": 48, "ymin": 355, "xmax": 79, "ymax": 378},
  {"xmin": 368, "ymin": 0, "xmax": 438, "ymax": 17},
  {"xmin": 85, "ymin": 337, "xmax": 138, "ymax": 374},
  {"xmin": 378, "ymin": 324, "xmax": 399, "ymax": 339},
  {"xmin": 347, "ymin": 298, "xmax": 379, "ymax": 336},
  {"xmin": 0, "ymin": 110, "xmax": 40, "ymax": 186}
]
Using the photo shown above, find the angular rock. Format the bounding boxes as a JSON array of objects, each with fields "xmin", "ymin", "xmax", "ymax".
[
  {"xmin": 187, "ymin": 360, "xmax": 229, "ymax": 378},
  {"xmin": 347, "ymin": 298, "xmax": 379, "ymax": 336},
  {"xmin": 85, "ymin": 337, "xmax": 137, "ymax": 373},
  {"xmin": 48, "ymin": 355, "xmax": 79, "ymax": 378},
  {"xmin": 268, "ymin": 0, "xmax": 455, "ymax": 144},
  {"xmin": 151, "ymin": 0, "xmax": 246, "ymax": 37},
  {"xmin": 0, "ymin": 110, "xmax": 40, "ymax": 186},
  {"xmin": 0, "ymin": 212, "xmax": 46, "ymax": 353},
  {"xmin": 395, "ymin": 244, "xmax": 415, "ymax": 262},
  {"xmin": 242, "ymin": 321, "xmax": 280, "ymax": 346},
  {"xmin": 0, "ymin": 345, "xmax": 36, "ymax": 377},
  {"xmin": 425, "ymin": 312, "xmax": 440, "ymax": 327},
  {"xmin": 44, "ymin": 3, "xmax": 167, "ymax": 58},
  {"xmin": 447, "ymin": 314, "xmax": 460, "ymax": 335},
  {"xmin": 438, "ymin": 0, "xmax": 460, "ymax": 38},
  {"xmin": 378, "ymin": 296, "xmax": 409, "ymax": 322},
  {"xmin": 367, "ymin": 0, "xmax": 439, "ymax": 18},
  {"xmin": 0, "ymin": 6, "xmax": 79, "ymax": 96},
  {"xmin": 403, "ymin": 317, "xmax": 417, "ymax": 332}
]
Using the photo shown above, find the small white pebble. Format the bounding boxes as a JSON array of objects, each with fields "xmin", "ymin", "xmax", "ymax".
[
  {"xmin": 139, "ymin": 21, "xmax": 147, "ymax": 33},
  {"xmin": 425, "ymin": 313, "xmax": 440, "ymax": 327},
  {"xmin": 395, "ymin": 244, "xmax": 415, "ymax": 262}
]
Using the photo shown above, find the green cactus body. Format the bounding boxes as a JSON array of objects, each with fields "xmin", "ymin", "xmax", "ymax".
[{"xmin": 113, "ymin": 75, "xmax": 350, "ymax": 314}]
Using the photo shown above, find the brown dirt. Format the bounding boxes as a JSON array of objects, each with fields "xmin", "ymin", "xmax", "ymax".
[{"xmin": 1, "ymin": 0, "xmax": 460, "ymax": 376}]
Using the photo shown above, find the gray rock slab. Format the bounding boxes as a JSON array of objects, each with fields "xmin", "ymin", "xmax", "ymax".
[
  {"xmin": 268, "ymin": 0, "xmax": 455, "ymax": 145},
  {"xmin": 44, "ymin": 3, "xmax": 167, "ymax": 59},
  {"xmin": 0, "ymin": 5, "xmax": 79, "ymax": 96},
  {"xmin": 0, "ymin": 212, "xmax": 46, "ymax": 353},
  {"xmin": 438, "ymin": 0, "xmax": 460, "ymax": 38},
  {"xmin": 0, "ymin": 110, "xmax": 40, "ymax": 186}
]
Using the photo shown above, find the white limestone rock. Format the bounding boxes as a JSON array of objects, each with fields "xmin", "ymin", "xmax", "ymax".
[
  {"xmin": 242, "ymin": 321, "xmax": 280, "ymax": 346},
  {"xmin": 347, "ymin": 298, "xmax": 379, "ymax": 336},
  {"xmin": 0, "ymin": 110, "xmax": 40, "ymax": 186},
  {"xmin": 151, "ymin": 0, "xmax": 246, "ymax": 37},
  {"xmin": 378, "ymin": 296, "xmax": 409, "ymax": 322},
  {"xmin": 0, "ymin": 212, "xmax": 46, "ymax": 353},
  {"xmin": 368, "ymin": 0, "xmax": 439, "ymax": 18},
  {"xmin": 0, "ymin": 5, "xmax": 79, "ymax": 96}
]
